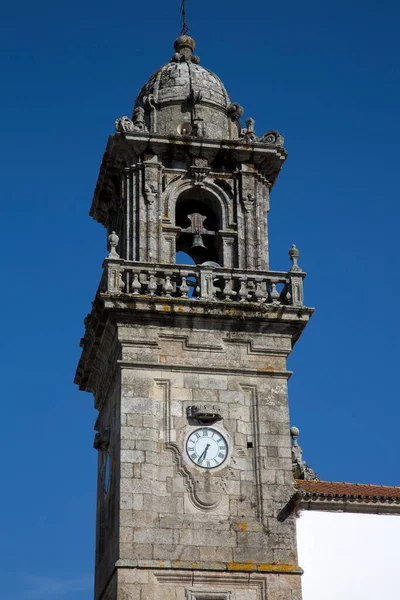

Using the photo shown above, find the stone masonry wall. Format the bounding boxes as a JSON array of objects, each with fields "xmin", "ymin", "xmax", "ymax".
[{"xmin": 100, "ymin": 315, "xmax": 302, "ymax": 600}]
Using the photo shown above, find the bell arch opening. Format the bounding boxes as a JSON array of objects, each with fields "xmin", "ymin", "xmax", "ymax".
[{"xmin": 175, "ymin": 189, "xmax": 222, "ymax": 265}]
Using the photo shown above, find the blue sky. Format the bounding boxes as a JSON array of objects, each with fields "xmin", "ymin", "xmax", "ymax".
[{"xmin": 1, "ymin": 0, "xmax": 399, "ymax": 598}]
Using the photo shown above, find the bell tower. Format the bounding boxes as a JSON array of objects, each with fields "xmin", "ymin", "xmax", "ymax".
[{"xmin": 75, "ymin": 32, "xmax": 313, "ymax": 600}]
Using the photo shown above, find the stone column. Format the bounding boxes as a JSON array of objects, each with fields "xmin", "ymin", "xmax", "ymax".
[{"xmin": 141, "ymin": 155, "xmax": 161, "ymax": 262}]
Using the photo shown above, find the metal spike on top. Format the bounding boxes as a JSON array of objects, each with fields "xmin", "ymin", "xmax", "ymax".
[{"xmin": 180, "ymin": 0, "xmax": 190, "ymax": 35}]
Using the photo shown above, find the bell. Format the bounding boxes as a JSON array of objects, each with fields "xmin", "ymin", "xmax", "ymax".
[{"xmin": 190, "ymin": 233, "xmax": 207, "ymax": 251}]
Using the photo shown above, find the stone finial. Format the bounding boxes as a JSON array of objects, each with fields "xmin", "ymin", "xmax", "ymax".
[
  {"xmin": 290, "ymin": 426, "xmax": 319, "ymax": 481},
  {"xmin": 290, "ymin": 426, "xmax": 301, "ymax": 459},
  {"xmin": 173, "ymin": 35, "xmax": 199, "ymax": 63},
  {"xmin": 246, "ymin": 118, "xmax": 255, "ymax": 133},
  {"xmin": 240, "ymin": 117, "xmax": 258, "ymax": 143},
  {"xmin": 132, "ymin": 106, "xmax": 147, "ymax": 131},
  {"xmin": 289, "ymin": 244, "xmax": 302, "ymax": 272},
  {"xmin": 108, "ymin": 231, "xmax": 120, "ymax": 259}
]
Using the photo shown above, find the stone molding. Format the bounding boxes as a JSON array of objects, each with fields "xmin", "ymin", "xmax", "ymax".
[
  {"xmin": 156, "ymin": 379, "xmax": 221, "ymax": 512},
  {"xmin": 116, "ymin": 361, "xmax": 293, "ymax": 380},
  {"xmin": 114, "ymin": 562, "xmax": 303, "ymax": 574}
]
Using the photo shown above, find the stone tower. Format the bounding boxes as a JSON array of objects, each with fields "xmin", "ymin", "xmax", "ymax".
[{"xmin": 75, "ymin": 34, "xmax": 313, "ymax": 600}]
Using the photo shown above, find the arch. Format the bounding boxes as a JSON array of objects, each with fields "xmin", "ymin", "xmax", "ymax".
[
  {"xmin": 163, "ymin": 178, "xmax": 233, "ymax": 230},
  {"xmin": 176, "ymin": 189, "xmax": 221, "ymax": 231}
]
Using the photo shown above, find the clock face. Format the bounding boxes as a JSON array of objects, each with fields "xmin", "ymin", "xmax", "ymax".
[{"xmin": 186, "ymin": 427, "xmax": 228, "ymax": 468}]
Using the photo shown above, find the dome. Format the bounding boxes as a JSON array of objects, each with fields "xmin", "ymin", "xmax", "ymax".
[{"xmin": 131, "ymin": 36, "xmax": 243, "ymax": 140}]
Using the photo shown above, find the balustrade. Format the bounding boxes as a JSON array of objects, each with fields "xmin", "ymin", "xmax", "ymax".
[
  {"xmin": 103, "ymin": 234, "xmax": 304, "ymax": 307},
  {"xmin": 103, "ymin": 261, "xmax": 304, "ymax": 307}
]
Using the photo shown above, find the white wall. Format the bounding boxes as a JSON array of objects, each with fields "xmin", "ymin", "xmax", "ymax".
[{"xmin": 297, "ymin": 510, "xmax": 400, "ymax": 599}]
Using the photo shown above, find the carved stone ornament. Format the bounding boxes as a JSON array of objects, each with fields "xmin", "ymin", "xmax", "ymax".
[
  {"xmin": 93, "ymin": 427, "xmax": 110, "ymax": 451},
  {"xmin": 187, "ymin": 88, "xmax": 203, "ymax": 105},
  {"xmin": 107, "ymin": 231, "xmax": 120, "ymax": 259},
  {"xmin": 186, "ymin": 405, "xmax": 223, "ymax": 424},
  {"xmin": 115, "ymin": 116, "xmax": 135, "ymax": 133},
  {"xmin": 143, "ymin": 94, "xmax": 157, "ymax": 111},
  {"xmin": 259, "ymin": 129, "xmax": 285, "ymax": 147},
  {"xmin": 144, "ymin": 184, "xmax": 157, "ymax": 204},
  {"xmin": 190, "ymin": 157, "xmax": 210, "ymax": 187},
  {"xmin": 192, "ymin": 157, "xmax": 208, "ymax": 168},
  {"xmin": 193, "ymin": 119, "xmax": 206, "ymax": 138},
  {"xmin": 171, "ymin": 35, "xmax": 200, "ymax": 64},
  {"xmin": 132, "ymin": 106, "xmax": 147, "ymax": 132},
  {"xmin": 240, "ymin": 117, "xmax": 258, "ymax": 143},
  {"xmin": 192, "ymin": 171, "xmax": 207, "ymax": 186},
  {"xmin": 290, "ymin": 426, "xmax": 319, "ymax": 481},
  {"xmin": 242, "ymin": 193, "xmax": 255, "ymax": 213},
  {"xmin": 289, "ymin": 244, "xmax": 302, "ymax": 272},
  {"xmin": 227, "ymin": 102, "xmax": 244, "ymax": 121}
]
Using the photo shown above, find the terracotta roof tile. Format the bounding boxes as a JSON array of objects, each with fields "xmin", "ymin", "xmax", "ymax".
[{"xmin": 296, "ymin": 480, "xmax": 400, "ymax": 500}]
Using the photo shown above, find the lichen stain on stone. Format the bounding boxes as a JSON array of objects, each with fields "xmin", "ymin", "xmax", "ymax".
[
  {"xmin": 226, "ymin": 562, "xmax": 255, "ymax": 571},
  {"xmin": 226, "ymin": 562, "xmax": 300, "ymax": 573},
  {"xmin": 257, "ymin": 563, "xmax": 300, "ymax": 573},
  {"xmin": 235, "ymin": 521, "xmax": 248, "ymax": 532}
]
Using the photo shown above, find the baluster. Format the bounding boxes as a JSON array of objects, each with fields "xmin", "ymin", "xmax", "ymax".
[
  {"xmin": 131, "ymin": 273, "xmax": 141, "ymax": 295},
  {"xmin": 118, "ymin": 268, "xmax": 125, "ymax": 293},
  {"xmin": 270, "ymin": 282, "xmax": 280, "ymax": 304},
  {"xmin": 254, "ymin": 281, "xmax": 266, "ymax": 303},
  {"xmin": 179, "ymin": 275, "xmax": 189, "ymax": 298},
  {"xmin": 247, "ymin": 279, "xmax": 256, "ymax": 301},
  {"xmin": 222, "ymin": 277, "xmax": 233, "ymax": 300},
  {"xmin": 238, "ymin": 279, "xmax": 248, "ymax": 302},
  {"xmin": 194, "ymin": 274, "xmax": 200, "ymax": 298},
  {"xmin": 163, "ymin": 275, "xmax": 173, "ymax": 297},
  {"xmin": 124, "ymin": 271, "xmax": 130, "ymax": 294},
  {"xmin": 148, "ymin": 273, "xmax": 157, "ymax": 296}
]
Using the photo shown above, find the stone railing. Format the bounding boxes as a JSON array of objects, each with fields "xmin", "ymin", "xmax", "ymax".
[{"xmin": 102, "ymin": 236, "xmax": 305, "ymax": 307}]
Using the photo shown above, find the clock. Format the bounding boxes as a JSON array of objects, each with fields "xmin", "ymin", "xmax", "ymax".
[{"xmin": 186, "ymin": 427, "xmax": 228, "ymax": 468}]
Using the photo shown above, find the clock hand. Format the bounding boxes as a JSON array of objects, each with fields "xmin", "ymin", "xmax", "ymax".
[{"xmin": 198, "ymin": 444, "xmax": 210, "ymax": 465}]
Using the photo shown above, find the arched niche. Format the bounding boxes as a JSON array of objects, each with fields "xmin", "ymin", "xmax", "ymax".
[
  {"xmin": 163, "ymin": 179, "xmax": 232, "ymax": 229},
  {"xmin": 175, "ymin": 188, "xmax": 222, "ymax": 265}
]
